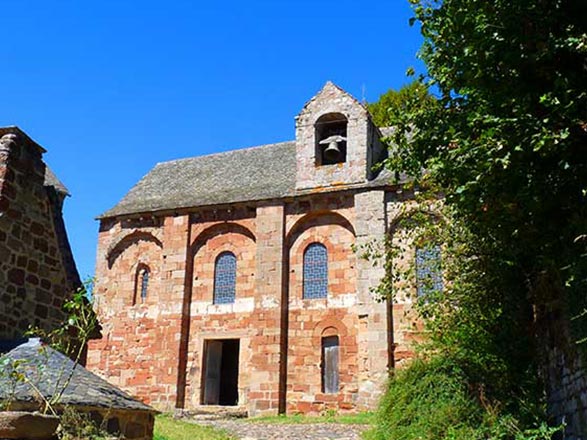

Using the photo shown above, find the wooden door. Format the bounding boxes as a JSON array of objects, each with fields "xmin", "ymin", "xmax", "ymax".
[
  {"xmin": 203, "ymin": 340, "xmax": 223, "ymax": 404},
  {"xmin": 322, "ymin": 336, "xmax": 339, "ymax": 394}
]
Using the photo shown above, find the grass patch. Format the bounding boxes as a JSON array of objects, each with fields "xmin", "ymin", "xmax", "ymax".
[
  {"xmin": 250, "ymin": 411, "xmax": 374, "ymax": 425},
  {"xmin": 154, "ymin": 415, "xmax": 235, "ymax": 440}
]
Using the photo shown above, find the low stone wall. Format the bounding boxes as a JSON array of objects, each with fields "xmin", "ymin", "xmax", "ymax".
[
  {"xmin": 6, "ymin": 403, "xmax": 155, "ymax": 440},
  {"xmin": 92, "ymin": 408, "xmax": 155, "ymax": 440}
]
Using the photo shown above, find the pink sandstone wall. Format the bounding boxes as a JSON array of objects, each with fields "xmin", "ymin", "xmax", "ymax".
[{"xmin": 88, "ymin": 190, "xmax": 421, "ymax": 415}]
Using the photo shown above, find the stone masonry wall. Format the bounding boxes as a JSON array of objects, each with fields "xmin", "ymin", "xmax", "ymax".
[
  {"xmin": 88, "ymin": 215, "xmax": 189, "ymax": 409},
  {"xmin": 185, "ymin": 216, "xmax": 258, "ymax": 409},
  {"xmin": 537, "ymin": 299, "xmax": 587, "ymax": 439},
  {"xmin": 88, "ymin": 190, "xmax": 414, "ymax": 416},
  {"xmin": 545, "ymin": 346, "xmax": 587, "ymax": 439},
  {"xmin": 286, "ymin": 214, "xmax": 358, "ymax": 413},
  {"xmin": 183, "ymin": 205, "xmax": 285, "ymax": 415},
  {"xmin": 354, "ymin": 190, "xmax": 390, "ymax": 409},
  {"xmin": 0, "ymin": 132, "xmax": 76, "ymax": 340}
]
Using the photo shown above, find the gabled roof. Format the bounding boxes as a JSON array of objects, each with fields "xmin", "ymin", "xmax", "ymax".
[
  {"xmin": 0, "ymin": 340, "xmax": 155, "ymax": 412},
  {"xmin": 100, "ymin": 141, "xmax": 298, "ymax": 219},
  {"xmin": 99, "ymin": 139, "xmax": 395, "ymax": 219}
]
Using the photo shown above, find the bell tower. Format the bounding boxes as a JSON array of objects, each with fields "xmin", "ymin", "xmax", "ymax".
[{"xmin": 294, "ymin": 82, "xmax": 385, "ymax": 191}]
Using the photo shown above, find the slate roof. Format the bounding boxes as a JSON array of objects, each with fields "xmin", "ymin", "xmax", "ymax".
[
  {"xmin": 100, "ymin": 141, "xmax": 298, "ymax": 218},
  {"xmin": 100, "ymin": 140, "xmax": 395, "ymax": 219},
  {"xmin": 44, "ymin": 165, "xmax": 69, "ymax": 195},
  {"xmin": 0, "ymin": 340, "xmax": 155, "ymax": 413}
]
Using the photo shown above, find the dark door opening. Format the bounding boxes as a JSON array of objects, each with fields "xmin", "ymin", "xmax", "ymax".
[{"xmin": 202, "ymin": 339, "xmax": 240, "ymax": 406}]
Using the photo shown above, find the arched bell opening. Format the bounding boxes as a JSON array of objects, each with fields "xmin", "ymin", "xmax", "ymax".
[{"xmin": 314, "ymin": 113, "xmax": 348, "ymax": 166}]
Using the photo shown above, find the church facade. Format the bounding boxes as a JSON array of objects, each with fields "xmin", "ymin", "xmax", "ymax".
[{"xmin": 87, "ymin": 83, "xmax": 423, "ymax": 415}]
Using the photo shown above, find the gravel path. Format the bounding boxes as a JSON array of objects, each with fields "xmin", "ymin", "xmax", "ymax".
[{"xmin": 197, "ymin": 419, "xmax": 369, "ymax": 440}]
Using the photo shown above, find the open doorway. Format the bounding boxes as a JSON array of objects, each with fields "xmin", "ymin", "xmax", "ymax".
[{"xmin": 202, "ymin": 339, "xmax": 240, "ymax": 406}]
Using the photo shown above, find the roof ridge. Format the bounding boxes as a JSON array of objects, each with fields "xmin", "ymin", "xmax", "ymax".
[{"xmin": 155, "ymin": 139, "xmax": 295, "ymax": 167}]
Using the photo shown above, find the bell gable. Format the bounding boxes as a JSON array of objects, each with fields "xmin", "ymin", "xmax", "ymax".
[{"xmin": 295, "ymin": 82, "xmax": 385, "ymax": 191}]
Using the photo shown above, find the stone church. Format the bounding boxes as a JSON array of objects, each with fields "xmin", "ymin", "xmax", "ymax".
[{"xmin": 87, "ymin": 82, "xmax": 426, "ymax": 415}]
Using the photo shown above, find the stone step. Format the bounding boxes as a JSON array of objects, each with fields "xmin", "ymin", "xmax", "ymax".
[{"xmin": 174, "ymin": 406, "xmax": 248, "ymax": 421}]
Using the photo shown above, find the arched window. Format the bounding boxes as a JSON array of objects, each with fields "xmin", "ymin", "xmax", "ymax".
[
  {"xmin": 213, "ymin": 252, "xmax": 237, "ymax": 304},
  {"xmin": 134, "ymin": 265, "xmax": 150, "ymax": 305},
  {"xmin": 415, "ymin": 244, "xmax": 442, "ymax": 297},
  {"xmin": 303, "ymin": 243, "xmax": 328, "ymax": 299}
]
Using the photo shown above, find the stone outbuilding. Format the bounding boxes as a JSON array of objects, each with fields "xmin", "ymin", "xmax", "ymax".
[
  {"xmin": 88, "ymin": 82, "xmax": 435, "ymax": 416},
  {"xmin": 0, "ymin": 127, "xmax": 81, "ymax": 341},
  {"xmin": 0, "ymin": 339, "xmax": 157, "ymax": 439}
]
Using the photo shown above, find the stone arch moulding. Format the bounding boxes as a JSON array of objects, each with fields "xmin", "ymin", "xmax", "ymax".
[
  {"xmin": 286, "ymin": 210, "xmax": 355, "ymax": 249},
  {"xmin": 106, "ymin": 230, "xmax": 163, "ymax": 269},
  {"xmin": 190, "ymin": 222, "xmax": 256, "ymax": 257},
  {"xmin": 313, "ymin": 317, "xmax": 349, "ymax": 338}
]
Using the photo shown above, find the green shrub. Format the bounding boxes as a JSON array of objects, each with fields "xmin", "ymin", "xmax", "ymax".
[
  {"xmin": 367, "ymin": 356, "xmax": 561, "ymax": 440},
  {"xmin": 368, "ymin": 357, "xmax": 480, "ymax": 440}
]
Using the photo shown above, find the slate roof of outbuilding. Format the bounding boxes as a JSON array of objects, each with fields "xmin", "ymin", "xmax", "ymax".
[
  {"xmin": 0, "ymin": 340, "xmax": 155, "ymax": 412},
  {"xmin": 44, "ymin": 165, "xmax": 69, "ymax": 195},
  {"xmin": 99, "ymin": 140, "xmax": 395, "ymax": 219}
]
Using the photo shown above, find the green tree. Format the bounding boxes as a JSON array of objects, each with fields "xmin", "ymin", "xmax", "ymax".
[
  {"xmin": 368, "ymin": 81, "xmax": 435, "ymax": 126},
  {"xmin": 382, "ymin": 0, "xmax": 587, "ymax": 436}
]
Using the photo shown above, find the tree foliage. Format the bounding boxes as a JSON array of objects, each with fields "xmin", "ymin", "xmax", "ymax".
[
  {"xmin": 372, "ymin": 0, "xmax": 587, "ymax": 437},
  {"xmin": 368, "ymin": 81, "xmax": 436, "ymax": 126},
  {"xmin": 390, "ymin": 0, "xmax": 587, "ymax": 295},
  {"xmin": 384, "ymin": 0, "xmax": 587, "ymax": 354}
]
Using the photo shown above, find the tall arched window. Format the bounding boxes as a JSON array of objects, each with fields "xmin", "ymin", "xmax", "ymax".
[
  {"xmin": 303, "ymin": 243, "xmax": 328, "ymax": 299},
  {"xmin": 415, "ymin": 244, "xmax": 442, "ymax": 297},
  {"xmin": 134, "ymin": 265, "xmax": 150, "ymax": 305},
  {"xmin": 213, "ymin": 252, "xmax": 237, "ymax": 304}
]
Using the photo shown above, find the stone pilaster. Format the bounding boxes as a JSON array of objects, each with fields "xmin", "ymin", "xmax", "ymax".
[
  {"xmin": 249, "ymin": 203, "xmax": 285, "ymax": 415},
  {"xmin": 354, "ymin": 190, "xmax": 388, "ymax": 408}
]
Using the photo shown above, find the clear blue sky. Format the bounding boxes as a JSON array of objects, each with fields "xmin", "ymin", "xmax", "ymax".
[{"xmin": 0, "ymin": 0, "xmax": 424, "ymax": 280}]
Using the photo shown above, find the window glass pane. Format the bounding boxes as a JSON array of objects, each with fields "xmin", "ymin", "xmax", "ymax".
[
  {"xmin": 303, "ymin": 243, "xmax": 328, "ymax": 299},
  {"xmin": 140, "ymin": 270, "xmax": 149, "ymax": 301},
  {"xmin": 214, "ymin": 252, "xmax": 237, "ymax": 304},
  {"xmin": 415, "ymin": 245, "xmax": 442, "ymax": 297}
]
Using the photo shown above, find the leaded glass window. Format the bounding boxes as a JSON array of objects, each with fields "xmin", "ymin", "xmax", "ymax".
[
  {"xmin": 213, "ymin": 252, "xmax": 237, "ymax": 304},
  {"xmin": 140, "ymin": 269, "xmax": 149, "ymax": 302},
  {"xmin": 415, "ymin": 245, "xmax": 442, "ymax": 297},
  {"xmin": 303, "ymin": 243, "xmax": 328, "ymax": 299}
]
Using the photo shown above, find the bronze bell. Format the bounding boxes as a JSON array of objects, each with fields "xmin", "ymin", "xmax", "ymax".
[{"xmin": 320, "ymin": 135, "xmax": 346, "ymax": 162}]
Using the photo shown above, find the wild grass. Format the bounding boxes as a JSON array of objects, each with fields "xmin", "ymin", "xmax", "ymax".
[
  {"xmin": 250, "ymin": 411, "xmax": 374, "ymax": 425},
  {"xmin": 154, "ymin": 415, "xmax": 235, "ymax": 440}
]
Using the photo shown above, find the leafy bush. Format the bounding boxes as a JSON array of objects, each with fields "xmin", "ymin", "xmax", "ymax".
[
  {"xmin": 367, "ymin": 357, "xmax": 480, "ymax": 440},
  {"xmin": 367, "ymin": 355, "xmax": 562, "ymax": 440}
]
